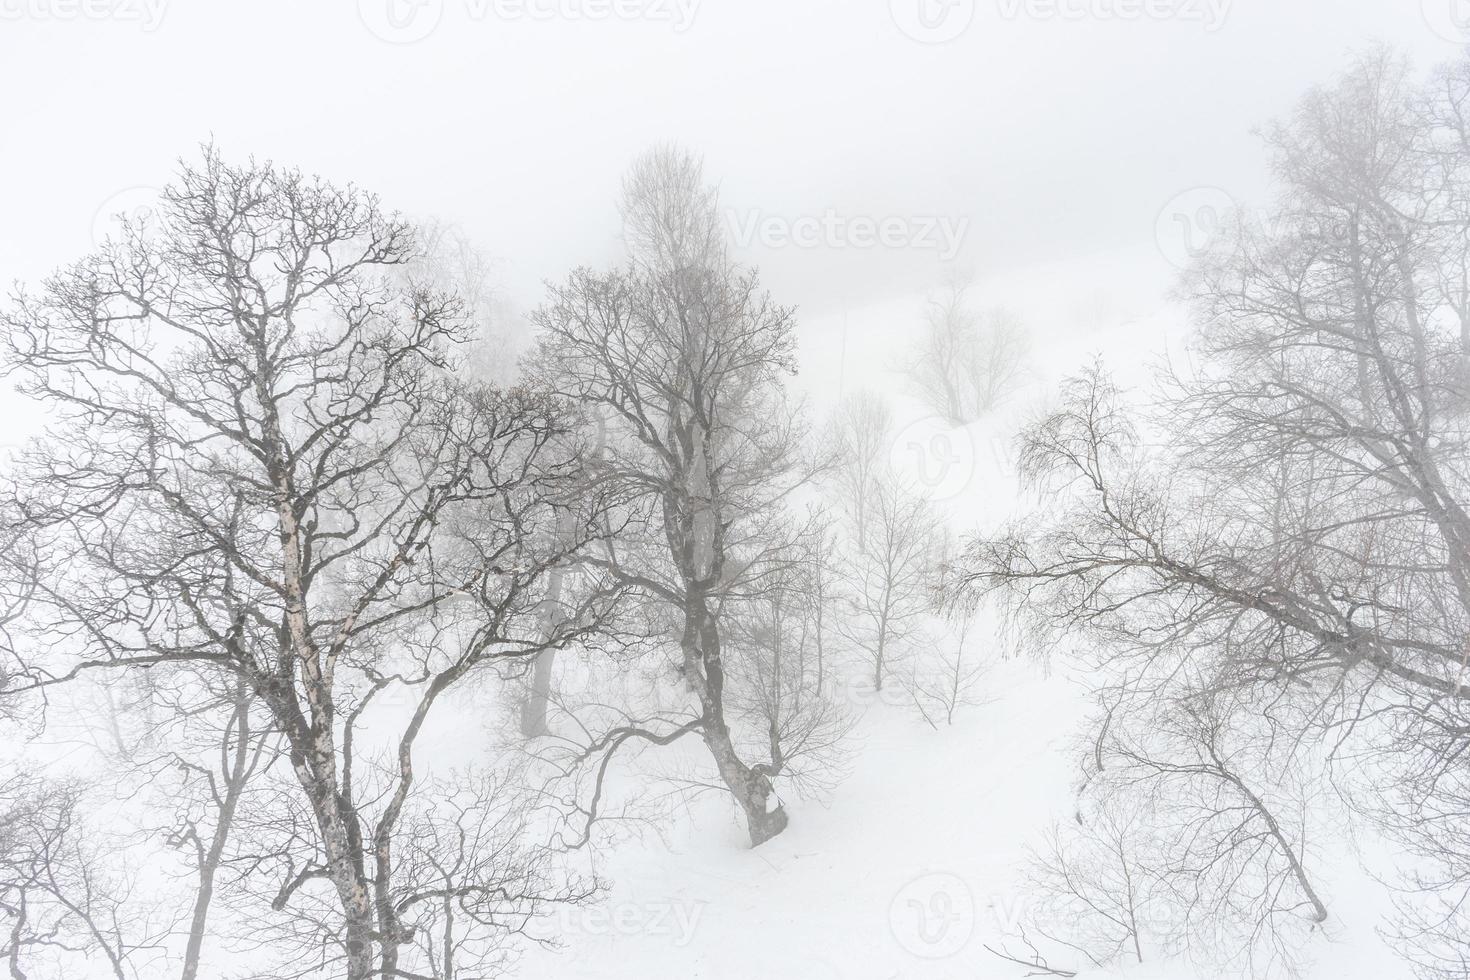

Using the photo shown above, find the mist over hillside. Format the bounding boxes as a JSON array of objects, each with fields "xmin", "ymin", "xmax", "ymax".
[{"xmin": 2, "ymin": 4, "xmax": 1469, "ymax": 978}]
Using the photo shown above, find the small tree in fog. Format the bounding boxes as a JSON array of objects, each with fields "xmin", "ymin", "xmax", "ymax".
[
  {"xmin": 996, "ymin": 684, "xmax": 1327, "ymax": 978},
  {"xmin": 723, "ymin": 523, "xmax": 855, "ymax": 801},
  {"xmin": 163, "ymin": 675, "xmax": 281, "ymax": 980},
  {"xmin": 903, "ymin": 277, "xmax": 1029, "ymax": 425},
  {"xmin": 837, "ymin": 478, "xmax": 943, "ymax": 694},
  {"xmin": 0, "ymin": 773, "xmax": 168, "ymax": 979},
  {"xmin": 909, "ymin": 611, "xmax": 985, "ymax": 728},
  {"xmin": 827, "ymin": 390, "xmax": 893, "ymax": 551}
]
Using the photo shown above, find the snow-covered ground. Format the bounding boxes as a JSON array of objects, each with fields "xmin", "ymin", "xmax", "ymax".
[
  {"xmin": 517, "ymin": 660, "xmax": 1085, "ymax": 979},
  {"xmin": 506, "ymin": 270, "xmax": 1419, "ymax": 980},
  {"xmin": 0, "ymin": 243, "xmax": 1426, "ymax": 980},
  {"xmin": 515, "ymin": 656, "xmax": 1414, "ymax": 979}
]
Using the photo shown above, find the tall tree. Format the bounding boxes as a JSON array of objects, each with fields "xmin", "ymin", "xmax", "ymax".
[
  {"xmin": 0, "ymin": 149, "xmax": 621, "ymax": 978},
  {"xmin": 531, "ymin": 146, "xmax": 821, "ymax": 846},
  {"xmin": 955, "ymin": 50, "xmax": 1470, "ymax": 976}
]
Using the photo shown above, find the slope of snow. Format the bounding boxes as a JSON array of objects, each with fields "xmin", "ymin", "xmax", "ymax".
[
  {"xmin": 505, "ymin": 272, "xmax": 1421, "ymax": 980},
  {"xmin": 518, "ymin": 663, "xmax": 1083, "ymax": 979},
  {"xmin": 514, "ymin": 653, "xmax": 1413, "ymax": 980}
]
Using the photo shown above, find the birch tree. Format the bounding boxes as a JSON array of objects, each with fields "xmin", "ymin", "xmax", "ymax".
[
  {"xmin": 531, "ymin": 146, "xmax": 826, "ymax": 846},
  {"xmin": 957, "ymin": 50, "xmax": 1470, "ymax": 976},
  {"xmin": 0, "ymin": 148, "xmax": 622, "ymax": 979}
]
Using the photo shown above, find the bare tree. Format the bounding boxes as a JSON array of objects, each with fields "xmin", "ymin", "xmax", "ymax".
[
  {"xmin": 909, "ymin": 610, "xmax": 986, "ymax": 728},
  {"xmin": 530, "ymin": 145, "xmax": 827, "ymax": 846},
  {"xmin": 391, "ymin": 771, "xmax": 597, "ymax": 980},
  {"xmin": 826, "ymin": 391, "xmax": 892, "ymax": 551},
  {"xmin": 1005, "ymin": 689, "xmax": 1324, "ymax": 973},
  {"xmin": 722, "ymin": 521, "xmax": 855, "ymax": 802},
  {"xmin": 4, "ymin": 570, "xmax": 279, "ymax": 979},
  {"xmin": 0, "ymin": 774, "xmax": 169, "ymax": 980},
  {"xmin": 799, "ymin": 509, "xmax": 840, "ymax": 697},
  {"xmin": 955, "ymin": 49, "xmax": 1470, "ymax": 978},
  {"xmin": 902, "ymin": 276, "xmax": 1030, "ymax": 425},
  {"xmin": 1025, "ymin": 809, "xmax": 1157, "ymax": 970},
  {"xmin": 1094, "ymin": 686, "xmax": 1326, "ymax": 970},
  {"xmin": 836, "ymin": 478, "xmax": 943, "ymax": 695},
  {"xmin": 0, "ymin": 148, "xmax": 623, "ymax": 979},
  {"xmin": 618, "ymin": 144, "xmax": 724, "ymax": 274},
  {"xmin": 516, "ymin": 508, "xmax": 580, "ymax": 739},
  {"xmin": 1002, "ymin": 691, "xmax": 1327, "ymax": 978},
  {"xmin": 163, "ymin": 675, "xmax": 282, "ymax": 980}
]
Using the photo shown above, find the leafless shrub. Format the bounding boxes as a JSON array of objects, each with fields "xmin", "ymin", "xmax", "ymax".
[
  {"xmin": 908, "ymin": 612, "xmax": 986, "ymax": 729},
  {"xmin": 1025, "ymin": 809, "xmax": 1158, "ymax": 970},
  {"xmin": 391, "ymin": 772, "xmax": 598, "ymax": 980},
  {"xmin": 722, "ymin": 523, "xmax": 856, "ymax": 801},
  {"xmin": 1010, "ymin": 699, "xmax": 1327, "ymax": 979}
]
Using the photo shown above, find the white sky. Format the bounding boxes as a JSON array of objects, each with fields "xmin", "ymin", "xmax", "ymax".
[{"xmin": 0, "ymin": 0, "xmax": 1464, "ymax": 411}]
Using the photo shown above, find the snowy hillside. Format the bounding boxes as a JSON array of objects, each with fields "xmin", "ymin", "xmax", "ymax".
[
  {"xmin": 513, "ymin": 658, "xmax": 1412, "ymax": 980},
  {"xmin": 5, "ymin": 9, "xmax": 1470, "ymax": 978}
]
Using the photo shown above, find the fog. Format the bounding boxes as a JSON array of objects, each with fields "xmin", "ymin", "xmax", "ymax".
[{"xmin": 3, "ymin": 4, "xmax": 1470, "ymax": 980}]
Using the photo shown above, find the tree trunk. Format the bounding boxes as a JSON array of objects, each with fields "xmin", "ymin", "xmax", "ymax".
[
  {"xmin": 180, "ymin": 689, "xmax": 255, "ymax": 980},
  {"xmin": 703, "ymin": 723, "xmax": 788, "ymax": 846},
  {"xmin": 519, "ymin": 646, "xmax": 557, "ymax": 738},
  {"xmin": 683, "ymin": 596, "xmax": 788, "ymax": 847},
  {"xmin": 286, "ymin": 732, "xmax": 379, "ymax": 980},
  {"xmin": 521, "ymin": 512, "xmax": 572, "ymax": 737}
]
